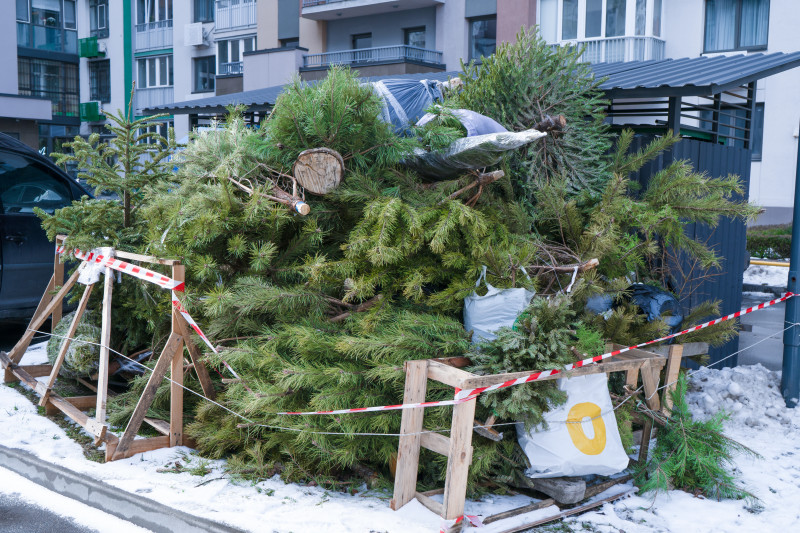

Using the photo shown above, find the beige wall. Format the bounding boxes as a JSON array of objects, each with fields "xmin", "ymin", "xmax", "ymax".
[
  {"xmin": 243, "ymin": 48, "xmax": 306, "ymax": 91},
  {"xmin": 300, "ymin": 17, "xmax": 326, "ymax": 54},
  {"xmin": 497, "ymin": 0, "xmax": 536, "ymax": 44},
  {"xmin": 0, "ymin": 119, "xmax": 40, "ymax": 150},
  {"xmin": 258, "ymin": 0, "xmax": 280, "ymax": 48}
]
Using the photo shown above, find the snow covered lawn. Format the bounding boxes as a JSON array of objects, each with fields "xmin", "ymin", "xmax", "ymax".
[
  {"xmin": 1, "ymin": 342, "xmax": 799, "ymax": 532},
  {"xmin": 743, "ymin": 264, "xmax": 788, "ymax": 288}
]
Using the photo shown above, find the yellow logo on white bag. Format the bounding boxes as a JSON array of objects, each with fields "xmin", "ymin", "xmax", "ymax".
[{"xmin": 566, "ymin": 402, "xmax": 606, "ymax": 455}]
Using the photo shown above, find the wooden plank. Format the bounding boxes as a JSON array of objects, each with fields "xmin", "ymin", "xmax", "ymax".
[
  {"xmin": 95, "ymin": 267, "xmax": 114, "ymax": 444},
  {"xmin": 483, "ymin": 498, "xmax": 556, "ymax": 525},
  {"xmin": 649, "ymin": 342, "xmax": 708, "ymax": 358},
  {"xmin": 175, "ymin": 313, "xmax": 216, "ymax": 400},
  {"xmin": 144, "ymin": 417, "xmax": 170, "ymax": 436},
  {"xmin": 8, "ymin": 267, "xmax": 81, "ymax": 364},
  {"xmin": 442, "ymin": 396, "xmax": 477, "ymax": 519},
  {"xmin": 420, "ymin": 432, "xmax": 451, "ymax": 457},
  {"xmin": 625, "ymin": 367, "xmax": 639, "ymax": 388},
  {"xmin": 170, "ymin": 262, "xmax": 186, "ymax": 448},
  {"xmin": 106, "ymin": 436, "xmax": 171, "ymax": 462},
  {"xmin": 611, "ymin": 344, "xmax": 665, "ymax": 360},
  {"xmin": 413, "ymin": 491, "xmax": 444, "ymax": 516},
  {"xmin": 47, "ymin": 395, "xmax": 107, "ymax": 441},
  {"xmin": 28, "ymin": 273, "xmax": 55, "ymax": 344},
  {"xmin": 63, "ymin": 395, "xmax": 99, "ymax": 410},
  {"xmin": 113, "ymin": 250, "xmax": 180, "ymax": 265},
  {"xmin": 662, "ymin": 344, "xmax": 684, "ymax": 412},
  {"xmin": 426, "ymin": 360, "xmax": 475, "ymax": 388},
  {"xmin": 15, "ymin": 364, "xmax": 54, "ymax": 378},
  {"xmin": 40, "ymin": 283, "xmax": 94, "ymax": 406},
  {"xmin": 458, "ymin": 359, "xmax": 647, "ymax": 390},
  {"xmin": 112, "ymin": 334, "xmax": 183, "ymax": 461},
  {"xmin": 52, "ymin": 247, "xmax": 65, "ymax": 330},
  {"xmin": 390, "ymin": 360, "xmax": 428, "ymax": 512},
  {"xmin": 640, "ymin": 359, "xmax": 662, "ymax": 412}
]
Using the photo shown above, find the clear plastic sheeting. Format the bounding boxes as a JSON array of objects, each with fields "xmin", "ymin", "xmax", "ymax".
[
  {"xmin": 416, "ymin": 108, "xmax": 508, "ymax": 137},
  {"xmin": 367, "ymin": 79, "xmax": 443, "ymax": 134},
  {"xmin": 405, "ymin": 129, "xmax": 547, "ymax": 180}
]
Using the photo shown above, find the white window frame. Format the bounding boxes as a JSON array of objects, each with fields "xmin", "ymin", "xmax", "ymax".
[
  {"xmin": 541, "ymin": 0, "xmax": 662, "ymax": 43},
  {"xmin": 217, "ymin": 35, "xmax": 256, "ymax": 65},
  {"xmin": 137, "ymin": 0, "xmax": 173, "ymax": 24},
  {"xmin": 137, "ymin": 55, "xmax": 173, "ymax": 89}
]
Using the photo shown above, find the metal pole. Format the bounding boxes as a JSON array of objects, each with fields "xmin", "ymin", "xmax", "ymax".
[{"xmin": 782, "ymin": 130, "xmax": 800, "ymax": 407}]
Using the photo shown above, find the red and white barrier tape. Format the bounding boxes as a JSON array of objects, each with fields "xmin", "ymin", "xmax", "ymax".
[
  {"xmin": 453, "ymin": 291, "xmax": 795, "ymax": 400},
  {"xmin": 57, "ymin": 245, "xmax": 219, "ymax": 354},
  {"xmin": 440, "ymin": 514, "xmax": 483, "ymax": 532},
  {"xmin": 265, "ymin": 291, "xmax": 795, "ymax": 415}
]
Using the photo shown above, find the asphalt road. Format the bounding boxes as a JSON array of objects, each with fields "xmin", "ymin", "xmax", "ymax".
[{"xmin": 0, "ymin": 493, "xmax": 100, "ymax": 533}]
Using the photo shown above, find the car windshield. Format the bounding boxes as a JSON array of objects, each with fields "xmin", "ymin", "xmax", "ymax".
[{"xmin": 0, "ymin": 152, "xmax": 71, "ymax": 214}]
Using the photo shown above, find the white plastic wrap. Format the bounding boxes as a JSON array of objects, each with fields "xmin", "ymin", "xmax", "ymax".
[
  {"xmin": 463, "ymin": 266, "xmax": 535, "ymax": 344},
  {"xmin": 77, "ymin": 247, "xmax": 114, "ymax": 285},
  {"xmin": 516, "ymin": 373, "xmax": 630, "ymax": 478}
]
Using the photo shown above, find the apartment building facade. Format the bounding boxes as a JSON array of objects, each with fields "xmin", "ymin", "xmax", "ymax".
[{"xmin": 538, "ymin": 0, "xmax": 798, "ymax": 223}]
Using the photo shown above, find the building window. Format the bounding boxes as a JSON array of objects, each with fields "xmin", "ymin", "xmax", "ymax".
[
  {"xmin": 89, "ymin": 60, "xmax": 110, "ymax": 103},
  {"xmin": 469, "ymin": 16, "xmax": 496, "ymax": 61},
  {"xmin": 635, "ymin": 0, "xmax": 646, "ymax": 35},
  {"xmin": 194, "ymin": 0, "xmax": 214, "ymax": 23},
  {"xmin": 653, "ymin": 0, "xmax": 662, "ymax": 37},
  {"xmin": 404, "ymin": 26, "xmax": 426, "ymax": 48},
  {"xmin": 137, "ymin": 121, "xmax": 173, "ymax": 146},
  {"xmin": 137, "ymin": 55, "xmax": 173, "ymax": 89},
  {"xmin": 194, "ymin": 56, "xmax": 215, "ymax": 92},
  {"xmin": 90, "ymin": 0, "xmax": 109, "ymax": 38},
  {"xmin": 352, "ymin": 33, "xmax": 372, "ymax": 49},
  {"xmin": 137, "ymin": 0, "xmax": 173, "ymax": 24},
  {"xmin": 585, "ymin": 0, "xmax": 601, "ymax": 38},
  {"xmin": 605, "ymin": 0, "xmax": 626, "ymax": 37},
  {"xmin": 31, "ymin": 0, "xmax": 61, "ymax": 26},
  {"xmin": 704, "ymin": 0, "xmax": 769, "ymax": 52},
  {"xmin": 751, "ymin": 102, "xmax": 764, "ymax": 160},
  {"xmin": 562, "ymin": 0, "xmax": 578, "ymax": 39},
  {"xmin": 280, "ymin": 37, "xmax": 299, "ymax": 48},
  {"xmin": 217, "ymin": 36, "xmax": 254, "ymax": 74},
  {"xmin": 16, "ymin": 0, "xmax": 29, "ymax": 22},
  {"xmin": 18, "ymin": 57, "xmax": 79, "ymax": 118}
]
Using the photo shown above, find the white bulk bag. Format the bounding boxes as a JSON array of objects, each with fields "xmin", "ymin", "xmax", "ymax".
[
  {"xmin": 517, "ymin": 373, "xmax": 629, "ymax": 478},
  {"xmin": 463, "ymin": 266, "xmax": 535, "ymax": 343}
]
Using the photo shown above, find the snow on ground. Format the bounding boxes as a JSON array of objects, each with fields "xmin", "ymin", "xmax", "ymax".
[
  {"xmin": 0, "ymin": 466, "xmax": 152, "ymax": 533},
  {"xmin": 565, "ymin": 364, "xmax": 800, "ymax": 533},
  {"xmin": 743, "ymin": 264, "xmax": 788, "ymax": 288},
  {"xmin": 2, "ymin": 342, "xmax": 800, "ymax": 532}
]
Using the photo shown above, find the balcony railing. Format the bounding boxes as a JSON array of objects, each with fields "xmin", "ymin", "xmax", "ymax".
[
  {"xmin": 557, "ymin": 36, "xmax": 665, "ymax": 63},
  {"xmin": 135, "ymin": 86, "xmax": 174, "ymax": 112},
  {"xmin": 216, "ymin": 0, "xmax": 257, "ymax": 31},
  {"xmin": 135, "ymin": 20, "xmax": 173, "ymax": 51},
  {"xmin": 303, "ymin": 45, "xmax": 443, "ymax": 69},
  {"xmin": 219, "ymin": 61, "xmax": 243, "ymax": 75},
  {"xmin": 17, "ymin": 23, "xmax": 77, "ymax": 54},
  {"xmin": 303, "ymin": 0, "xmax": 346, "ymax": 5}
]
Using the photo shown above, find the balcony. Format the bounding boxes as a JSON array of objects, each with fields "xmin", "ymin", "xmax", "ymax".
[
  {"xmin": 135, "ymin": 20, "xmax": 173, "ymax": 52},
  {"xmin": 135, "ymin": 87, "xmax": 174, "ymax": 113},
  {"xmin": 558, "ymin": 36, "xmax": 665, "ymax": 64},
  {"xmin": 303, "ymin": 45, "xmax": 443, "ymax": 69},
  {"xmin": 216, "ymin": 0, "xmax": 257, "ymax": 31},
  {"xmin": 219, "ymin": 61, "xmax": 243, "ymax": 75},
  {"xmin": 17, "ymin": 23, "xmax": 78, "ymax": 54},
  {"xmin": 302, "ymin": 0, "xmax": 445, "ymax": 21}
]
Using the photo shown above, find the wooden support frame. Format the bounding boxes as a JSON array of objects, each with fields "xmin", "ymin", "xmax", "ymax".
[
  {"xmin": 0, "ymin": 238, "xmax": 216, "ymax": 462},
  {"xmin": 391, "ymin": 344, "xmax": 688, "ymax": 522}
]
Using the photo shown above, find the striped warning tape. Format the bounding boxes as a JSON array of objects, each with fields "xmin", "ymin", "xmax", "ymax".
[
  {"xmin": 265, "ymin": 291, "xmax": 795, "ymax": 415},
  {"xmin": 56, "ymin": 245, "xmax": 218, "ymax": 353}
]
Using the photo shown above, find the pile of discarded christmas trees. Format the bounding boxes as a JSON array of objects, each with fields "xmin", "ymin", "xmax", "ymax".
[{"xmin": 40, "ymin": 29, "xmax": 757, "ymax": 500}]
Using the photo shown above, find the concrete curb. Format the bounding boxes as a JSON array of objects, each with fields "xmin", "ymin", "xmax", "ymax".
[{"xmin": 0, "ymin": 444, "xmax": 247, "ymax": 533}]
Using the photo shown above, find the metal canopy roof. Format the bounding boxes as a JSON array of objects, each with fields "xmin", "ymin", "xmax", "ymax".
[
  {"xmin": 146, "ymin": 52, "xmax": 800, "ymax": 115},
  {"xmin": 596, "ymin": 52, "xmax": 800, "ymax": 98}
]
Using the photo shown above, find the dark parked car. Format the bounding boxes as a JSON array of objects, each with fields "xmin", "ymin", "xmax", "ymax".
[{"xmin": 0, "ymin": 133, "xmax": 91, "ymax": 320}]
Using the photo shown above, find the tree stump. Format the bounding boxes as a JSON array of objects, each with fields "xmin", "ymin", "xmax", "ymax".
[{"xmin": 293, "ymin": 148, "xmax": 345, "ymax": 195}]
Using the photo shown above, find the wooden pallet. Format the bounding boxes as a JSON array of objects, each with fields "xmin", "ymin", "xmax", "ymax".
[
  {"xmin": 390, "ymin": 344, "xmax": 685, "ymax": 523},
  {"xmin": 0, "ymin": 237, "xmax": 215, "ymax": 461}
]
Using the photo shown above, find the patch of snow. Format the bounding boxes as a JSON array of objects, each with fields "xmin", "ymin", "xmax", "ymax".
[
  {"xmin": 743, "ymin": 264, "xmax": 788, "ymax": 288},
  {"xmin": 2, "ymin": 345, "xmax": 799, "ymax": 532}
]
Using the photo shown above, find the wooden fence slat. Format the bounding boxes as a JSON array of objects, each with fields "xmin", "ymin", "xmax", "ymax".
[
  {"xmin": 52, "ymin": 247, "xmax": 65, "ymax": 329},
  {"xmin": 94, "ymin": 268, "xmax": 114, "ymax": 445},
  {"xmin": 442, "ymin": 396, "xmax": 477, "ymax": 519},
  {"xmin": 390, "ymin": 360, "xmax": 428, "ymax": 511},
  {"xmin": 9, "ymin": 268, "xmax": 81, "ymax": 364},
  {"xmin": 662, "ymin": 344, "xmax": 684, "ymax": 412},
  {"xmin": 111, "ymin": 334, "xmax": 183, "ymax": 461},
  {"xmin": 170, "ymin": 265, "xmax": 185, "ymax": 447},
  {"xmin": 39, "ymin": 283, "xmax": 94, "ymax": 406}
]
